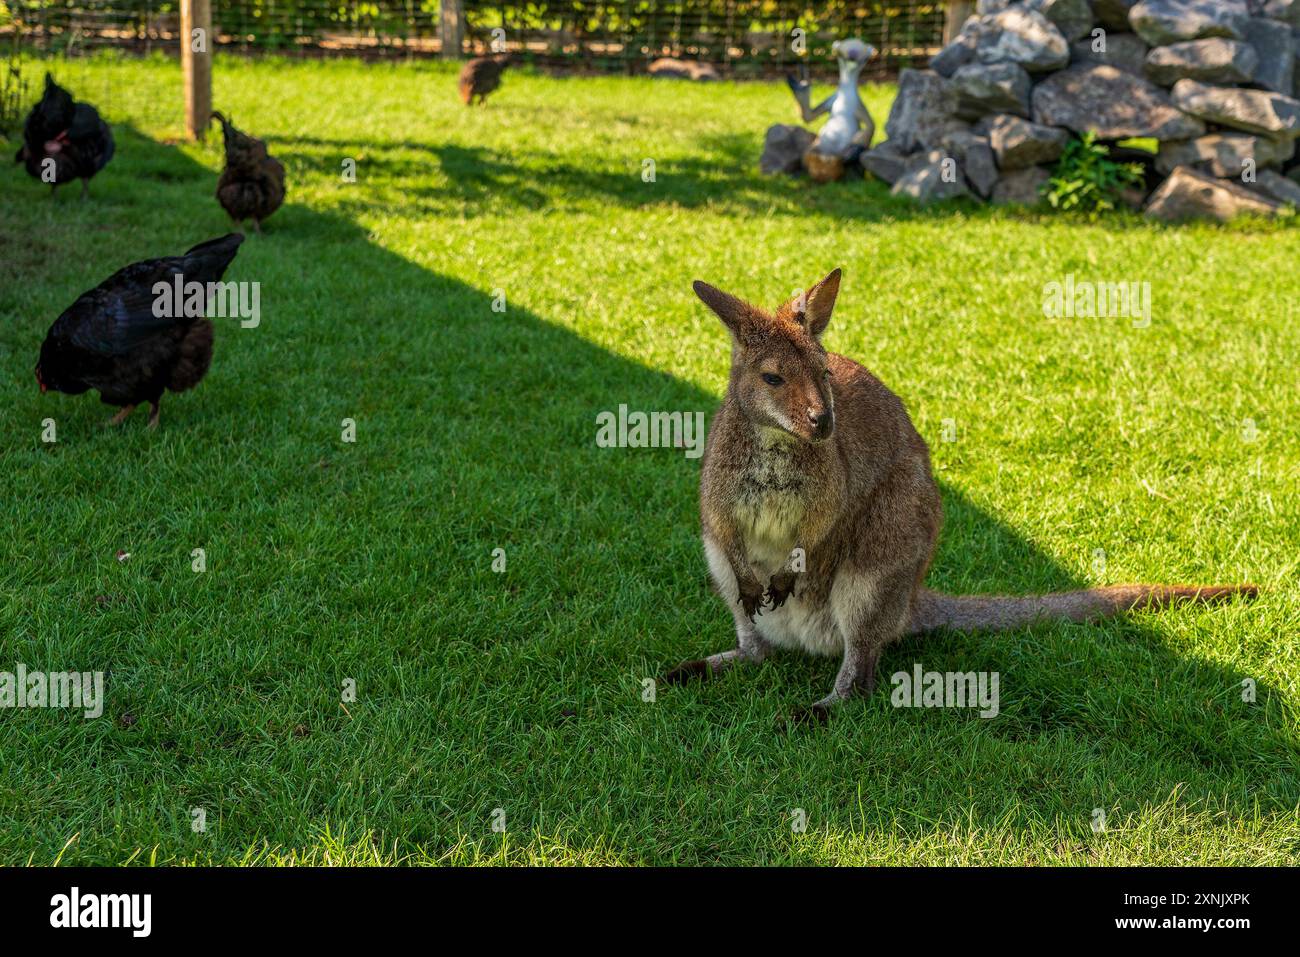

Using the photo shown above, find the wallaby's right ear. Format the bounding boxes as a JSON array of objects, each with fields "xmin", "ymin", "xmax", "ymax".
[{"xmin": 693, "ymin": 280, "xmax": 756, "ymax": 341}]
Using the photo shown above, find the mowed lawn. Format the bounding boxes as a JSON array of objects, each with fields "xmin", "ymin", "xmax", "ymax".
[{"xmin": 0, "ymin": 53, "xmax": 1297, "ymax": 866}]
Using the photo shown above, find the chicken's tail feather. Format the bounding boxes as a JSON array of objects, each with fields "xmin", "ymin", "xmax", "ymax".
[
  {"xmin": 907, "ymin": 583, "xmax": 1257, "ymax": 636},
  {"xmin": 182, "ymin": 233, "xmax": 245, "ymax": 283}
]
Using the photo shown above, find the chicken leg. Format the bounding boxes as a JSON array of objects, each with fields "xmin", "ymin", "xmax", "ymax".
[{"xmin": 105, "ymin": 404, "xmax": 137, "ymax": 427}]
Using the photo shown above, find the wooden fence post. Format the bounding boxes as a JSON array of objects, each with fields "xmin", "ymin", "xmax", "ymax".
[
  {"xmin": 182, "ymin": 0, "xmax": 212, "ymax": 141},
  {"xmin": 943, "ymin": 1, "xmax": 974, "ymax": 45},
  {"xmin": 440, "ymin": 0, "xmax": 465, "ymax": 59}
]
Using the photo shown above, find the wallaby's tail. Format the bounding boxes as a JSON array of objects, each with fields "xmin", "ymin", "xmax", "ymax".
[{"xmin": 907, "ymin": 583, "xmax": 1258, "ymax": 636}]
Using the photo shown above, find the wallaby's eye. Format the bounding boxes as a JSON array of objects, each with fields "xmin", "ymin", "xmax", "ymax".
[
  {"xmin": 761, "ymin": 373, "xmax": 784, "ymax": 387},
  {"xmin": 823, "ymin": 368, "xmax": 832, "ymax": 379}
]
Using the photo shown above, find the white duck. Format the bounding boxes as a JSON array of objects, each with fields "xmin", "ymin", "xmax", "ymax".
[{"xmin": 787, "ymin": 39, "xmax": 878, "ymax": 158}]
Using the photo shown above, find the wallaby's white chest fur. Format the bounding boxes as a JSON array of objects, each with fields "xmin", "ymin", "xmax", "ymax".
[
  {"xmin": 703, "ymin": 533, "xmax": 846, "ymax": 658},
  {"xmin": 705, "ymin": 431, "xmax": 851, "ymax": 656},
  {"xmin": 754, "ymin": 593, "xmax": 843, "ymax": 657}
]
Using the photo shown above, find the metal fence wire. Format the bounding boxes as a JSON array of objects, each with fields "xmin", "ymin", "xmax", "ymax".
[{"xmin": 1, "ymin": 2, "xmax": 946, "ymax": 77}]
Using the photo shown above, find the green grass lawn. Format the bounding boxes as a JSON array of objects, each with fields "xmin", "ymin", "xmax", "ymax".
[{"xmin": 1, "ymin": 53, "xmax": 1297, "ymax": 866}]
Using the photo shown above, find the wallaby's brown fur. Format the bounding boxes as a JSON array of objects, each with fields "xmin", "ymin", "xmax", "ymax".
[{"xmin": 663, "ymin": 269, "xmax": 1257, "ymax": 723}]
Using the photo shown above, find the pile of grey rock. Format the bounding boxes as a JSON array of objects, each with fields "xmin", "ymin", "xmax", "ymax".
[{"xmin": 856, "ymin": 0, "xmax": 1300, "ymax": 219}]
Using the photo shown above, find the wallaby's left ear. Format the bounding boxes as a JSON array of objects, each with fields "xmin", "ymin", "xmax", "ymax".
[
  {"xmin": 803, "ymin": 268, "xmax": 841, "ymax": 338},
  {"xmin": 693, "ymin": 279, "xmax": 758, "ymax": 341}
]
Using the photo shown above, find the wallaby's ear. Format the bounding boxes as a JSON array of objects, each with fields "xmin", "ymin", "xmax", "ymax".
[
  {"xmin": 693, "ymin": 280, "xmax": 757, "ymax": 341},
  {"xmin": 802, "ymin": 268, "xmax": 841, "ymax": 338}
]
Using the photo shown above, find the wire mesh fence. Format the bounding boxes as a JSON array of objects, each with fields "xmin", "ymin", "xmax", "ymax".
[
  {"xmin": 0, "ymin": 1, "xmax": 946, "ymax": 133},
  {"xmin": 1, "ymin": 2, "xmax": 947, "ymax": 74},
  {"xmin": 461, "ymin": 2, "xmax": 946, "ymax": 77}
]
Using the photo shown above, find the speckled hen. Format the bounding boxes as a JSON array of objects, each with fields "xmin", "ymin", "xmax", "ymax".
[
  {"xmin": 458, "ymin": 55, "xmax": 511, "ymax": 105},
  {"xmin": 212, "ymin": 111, "xmax": 286, "ymax": 231}
]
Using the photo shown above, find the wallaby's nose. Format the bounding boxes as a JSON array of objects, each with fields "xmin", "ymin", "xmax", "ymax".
[{"xmin": 808, "ymin": 408, "xmax": 832, "ymax": 437}]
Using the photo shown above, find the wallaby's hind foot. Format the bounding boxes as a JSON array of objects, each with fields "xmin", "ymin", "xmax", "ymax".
[
  {"xmin": 779, "ymin": 704, "xmax": 832, "ymax": 730},
  {"xmin": 663, "ymin": 643, "xmax": 766, "ymax": 686},
  {"xmin": 661, "ymin": 659, "xmax": 711, "ymax": 685}
]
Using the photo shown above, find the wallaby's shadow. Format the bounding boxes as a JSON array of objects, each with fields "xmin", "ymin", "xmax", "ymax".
[{"xmin": 0, "ymin": 126, "xmax": 1293, "ymax": 866}]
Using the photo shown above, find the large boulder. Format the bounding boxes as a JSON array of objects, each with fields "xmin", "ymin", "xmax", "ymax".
[
  {"xmin": 1144, "ymin": 164, "xmax": 1286, "ymax": 220},
  {"xmin": 1144, "ymin": 39, "xmax": 1258, "ymax": 85},
  {"xmin": 885, "ymin": 69, "xmax": 965, "ymax": 153},
  {"xmin": 1094, "ymin": 0, "xmax": 1141, "ymax": 30},
  {"xmin": 952, "ymin": 62, "xmax": 1032, "ymax": 118},
  {"xmin": 981, "ymin": 114, "xmax": 1071, "ymax": 168},
  {"xmin": 1032, "ymin": 64, "xmax": 1206, "ymax": 139},
  {"xmin": 1025, "ymin": 0, "xmax": 1095, "ymax": 42},
  {"xmin": 859, "ymin": 141, "xmax": 910, "ymax": 184},
  {"xmin": 1241, "ymin": 17, "xmax": 1295, "ymax": 94},
  {"xmin": 1262, "ymin": 0, "xmax": 1300, "ymax": 26},
  {"xmin": 1070, "ymin": 32, "xmax": 1151, "ymax": 77},
  {"xmin": 991, "ymin": 165, "xmax": 1052, "ymax": 205},
  {"xmin": 932, "ymin": 37, "xmax": 977, "ymax": 78},
  {"xmin": 1171, "ymin": 78, "xmax": 1300, "ymax": 136},
  {"xmin": 1130, "ymin": 0, "xmax": 1250, "ymax": 45},
  {"xmin": 1156, "ymin": 132, "xmax": 1294, "ymax": 175},
  {"xmin": 1248, "ymin": 168, "xmax": 1300, "ymax": 204},
  {"xmin": 890, "ymin": 150, "xmax": 971, "ymax": 203},
  {"xmin": 1295, "ymin": 37, "xmax": 1300, "ymax": 100},
  {"xmin": 760, "ymin": 124, "xmax": 816, "ymax": 175},
  {"xmin": 943, "ymin": 130, "xmax": 1000, "ymax": 197},
  {"xmin": 972, "ymin": 8, "xmax": 1071, "ymax": 73},
  {"xmin": 931, "ymin": 17, "xmax": 981, "ymax": 77}
]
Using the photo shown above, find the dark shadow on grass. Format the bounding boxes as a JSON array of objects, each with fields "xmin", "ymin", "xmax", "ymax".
[
  {"xmin": 276, "ymin": 131, "xmax": 967, "ymax": 221},
  {"xmin": 3, "ymin": 127, "xmax": 1296, "ymax": 865},
  {"xmin": 269, "ymin": 131, "xmax": 1299, "ymax": 235}
]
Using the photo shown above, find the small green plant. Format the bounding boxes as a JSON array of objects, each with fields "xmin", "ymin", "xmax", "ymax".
[
  {"xmin": 1044, "ymin": 131, "xmax": 1146, "ymax": 214},
  {"xmin": 0, "ymin": 30, "xmax": 27, "ymax": 137}
]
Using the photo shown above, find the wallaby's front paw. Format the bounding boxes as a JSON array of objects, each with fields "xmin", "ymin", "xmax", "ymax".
[
  {"xmin": 765, "ymin": 572, "xmax": 796, "ymax": 610},
  {"xmin": 737, "ymin": 579, "xmax": 767, "ymax": 621},
  {"xmin": 661, "ymin": 659, "xmax": 710, "ymax": 685}
]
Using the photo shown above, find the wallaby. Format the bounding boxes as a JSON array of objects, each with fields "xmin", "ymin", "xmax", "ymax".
[{"xmin": 664, "ymin": 268, "xmax": 1257, "ymax": 723}]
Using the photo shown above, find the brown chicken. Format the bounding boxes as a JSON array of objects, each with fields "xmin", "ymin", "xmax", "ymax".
[
  {"xmin": 212, "ymin": 111, "xmax": 285, "ymax": 232},
  {"xmin": 458, "ymin": 55, "xmax": 511, "ymax": 106}
]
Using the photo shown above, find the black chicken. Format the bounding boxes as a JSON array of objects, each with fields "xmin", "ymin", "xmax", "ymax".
[
  {"xmin": 35, "ymin": 234, "xmax": 245, "ymax": 429},
  {"xmin": 14, "ymin": 73, "xmax": 115, "ymax": 198},
  {"xmin": 458, "ymin": 55, "xmax": 510, "ymax": 106},
  {"xmin": 212, "ymin": 111, "xmax": 286, "ymax": 232}
]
